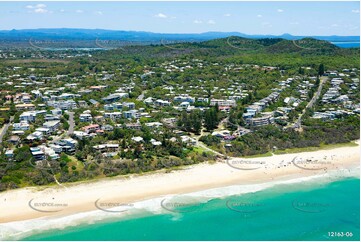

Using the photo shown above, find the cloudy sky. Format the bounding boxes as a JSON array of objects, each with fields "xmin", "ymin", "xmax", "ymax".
[{"xmin": 0, "ymin": 1, "xmax": 359, "ymax": 35}]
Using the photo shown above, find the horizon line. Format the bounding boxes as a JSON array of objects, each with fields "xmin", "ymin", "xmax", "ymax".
[{"xmin": 0, "ymin": 28, "xmax": 360, "ymax": 37}]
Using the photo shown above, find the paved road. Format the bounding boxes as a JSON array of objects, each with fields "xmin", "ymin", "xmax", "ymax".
[
  {"xmin": 294, "ymin": 76, "xmax": 327, "ymax": 128},
  {"xmin": 0, "ymin": 116, "xmax": 14, "ymax": 144},
  {"xmin": 67, "ymin": 111, "xmax": 75, "ymax": 135}
]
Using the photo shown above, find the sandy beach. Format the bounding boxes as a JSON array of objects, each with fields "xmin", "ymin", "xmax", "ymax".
[{"xmin": 0, "ymin": 144, "xmax": 359, "ymax": 226}]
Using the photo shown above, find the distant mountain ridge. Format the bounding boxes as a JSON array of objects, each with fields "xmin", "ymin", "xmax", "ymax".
[{"xmin": 0, "ymin": 28, "xmax": 359, "ymax": 42}]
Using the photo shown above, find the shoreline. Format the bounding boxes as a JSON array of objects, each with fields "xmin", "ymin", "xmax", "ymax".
[
  {"xmin": 0, "ymin": 144, "xmax": 359, "ymax": 236},
  {"xmin": 4, "ymin": 171, "xmax": 359, "ymax": 241}
]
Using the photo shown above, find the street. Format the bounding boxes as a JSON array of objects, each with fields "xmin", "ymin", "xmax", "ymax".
[
  {"xmin": 67, "ymin": 111, "xmax": 75, "ymax": 136},
  {"xmin": 0, "ymin": 116, "xmax": 14, "ymax": 144},
  {"xmin": 294, "ymin": 76, "xmax": 327, "ymax": 129}
]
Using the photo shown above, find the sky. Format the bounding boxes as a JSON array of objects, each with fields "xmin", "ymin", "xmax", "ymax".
[{"xmin": 0, "ymin": 1, "xmax": 359, "ymax": 36}]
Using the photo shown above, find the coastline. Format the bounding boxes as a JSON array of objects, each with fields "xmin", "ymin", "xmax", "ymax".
[{"xmin": 0, "ymin": 144, "xmax": 359, "ymax": 239}]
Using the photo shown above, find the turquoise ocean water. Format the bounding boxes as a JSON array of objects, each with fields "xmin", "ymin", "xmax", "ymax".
[{"xmin": 22, "ymin": 176, "xmax": 360, "ymax": 241}]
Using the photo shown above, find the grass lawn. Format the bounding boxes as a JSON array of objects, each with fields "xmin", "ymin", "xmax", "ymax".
[{"xmin": 242, "ymin": 151, "xmax": 273, "ymax": 158}]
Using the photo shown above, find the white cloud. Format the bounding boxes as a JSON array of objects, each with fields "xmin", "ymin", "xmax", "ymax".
[
  {"xmin": 290, "ymin": 22, "xmax": 299, "ymax": 25},
  {"xmin": 224, "ymin": 13, "xmax": 231, "ymax": 17},
  {"xmin": 207, "ymin": 20, "xmax": 216, "ymax": 25},
  {"xmin": 95, "ymin": 11, "xmax": 103, "ymax": 15},
  {"xmin": 26, "ymin": 4, "xmax": 50, "ymax": 14},
  {"xmin": 193, "ymin": 20, "xmax": 203, "ymax": 24},
  {"xmin": 60, "ymin": 9, "xmax": 65, "ymax": 13},
  {"xmin": 351, "ymin": 9, "xmax": 360, "ymax": 13},
  {"xmin": 26, "ymin": 4, "xmax": 46, "ymax": 9},
  {"xmin": 36, "ymin": 4, "xmax": 46, "ymax": 9},
  {"xmin": 154, "ymin": 13, "xmax": 167, "ymax": 18},
  {"xmin": 331, "ymin": 24, "xmax": 339, "ymax": 27},
  {"xmin": 277, "ymin": 9, "xmax": 284, "ymax": 13},
  {"xmin": 257, "ymin": 14, "xmax": 262, "ymax": 18},
  {"xmin": 34, "ymin": 8, "xmax": 48, "ymax": 14},
  {"xmin": 76, "ymin": 10, "xmax": 84, "ymax": 13}
]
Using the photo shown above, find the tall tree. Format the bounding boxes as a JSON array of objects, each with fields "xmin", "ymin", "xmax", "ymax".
[
  {"xmin": 204, "ymin": 107, "xmax": 218, "ymax": 131},
  {"xmin": 318, "ymin": 64, "xmax": 325, "ymax": 76},
  {"xmin": 191, "ymin": 110, "xmax": 202, "ymax": 134}
]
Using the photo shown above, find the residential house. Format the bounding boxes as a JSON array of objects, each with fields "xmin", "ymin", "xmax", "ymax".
[
  {"xmin": 82, "ymin": 124, "xmax": 100, "ymax": 134},
  {"xmin": 44, "ymin": 114, "xmax": 60, "ymax": 121},
  {"xmin": 51, "ymin": 108, "xmax": 62, "ymax": 116},
  {"xmin": 179, "ymin": 102, "xmax": 190, "ymax": 109},
  {"xmin": 80, "ymin": 113, "xmax": 93, "ymax": 122},
  {"xmin": 36, "ymin": 127, "xmax": 51, "ymax": 135},
  {"xmin": 47, "ymin": 100, "xmax": 77, "ymax": 110},
  {"xmin": 246, "ymin": 113, "xmax": 275, "ymax": 127},
  {"xmin": 101, "ymin": 125, "xmax": 114, "ymax": 131},
  {"xmin": 19, "ymin": 111, "xmax": 37, "ymax": 122},
  {"xmin": 145, "ymin": 122, "xmax": 163, "ymax": 129},
  {"xmin": 5, "ymin": 149, "xmax": 14, "ymax": 159},
  {"xmin": 15, "ymin": 104, "xmax": 35, "ymax": 111},
  {"xmin": 30, "ymin": 147, "xmax": 45, "ymax": 161},
  {"xmin": 13, "ymin": 121, "xmax": 30, "ymax": 131},
  {"xmin": 180, "ymin": 135, "xmax": 197, "ymax": 145},
  {"xmin": 125, "ymin": 123, "xmax": 142, "ymax": 130},
  {"xmin": 104, "ymin": 112, "xmax": 122, "ymax": 119},
  {"xmin": 210, "ymin": 99, "xmax": 236, "ymax": 107},
  {"xmin": 150, "ymin": 139, "xmax": 162, "ymax": 146},
  {"xmin": 43, "ymin": 120, "xmax": 61, "ymax": 133},
  {"xmin": 26, "ymin": 131, "xmax": 43, "ymax": 141},
  {"xmin": 122, "ymin": 102, "xmax": 136, "ymax": 109},
  {"xmin": 38, "ymin": 145, "xmax": 60, "ymax": 160},
  {"xmin": 102, "ymin": 93, "xmax": 129, "ymax": 103},
  {"xmin": 131, "ymin": 136, "xmax": 144, "ymax": 142},
  {"xmin": 93, "ymin": 144, "xmax": 119, "ymax": 152},
  {"xmin": 174, "ymin": 95, "xmax": 195, "ymax": 103},
  {"xmin": 154, "ymin": 99, "xmax": 171, "ymax": 107},
  {"xmin": 123, "ymin": 110, "xmax": 138, "ymax": 119},
  {"xmin": 73, "ymin": 131, "xmax": 90, "ymax": 139},
  {"xmin": 78, "ymin": 100, "xmax": 88, "ymax": 108},
  {"xmin": 55, "ymin": 138, "xmax": 78, "ymax": 153},
  {"xmin": 8, "ymin": 136, "xmax": 20, "ymax": 145}
]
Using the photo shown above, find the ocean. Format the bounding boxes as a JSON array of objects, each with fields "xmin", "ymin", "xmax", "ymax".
[
  {"xmin": 17, "ymin": 172, "xmax": 359, "ymax": 241},
  {"xmin": 332, "ymin": 42, "xmax": 360, "ymax": 48}
]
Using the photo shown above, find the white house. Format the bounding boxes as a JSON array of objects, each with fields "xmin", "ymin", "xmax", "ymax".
[
  {"xmin": 179, "ymin": 102, "xmax": 190, "ymax": 109},
  {"xmin": 19, "ymin": 111, "xmax": 37, "ymax": 122},
  {"xmin": 43, "ymin": 120, "xmax": 61, "ymax": 133},
  {"xmin": 104, "ymin": 112, "xmax": 122, "ymax": 119},
  {"xmin": 13, "ymin": 121, "xmax": 30, "ymax": 131},
  {"xmin": 51, "ymin": 108, "xmax": 62, "ymax": 116},
  {"xmin": 210, "ymin": 99, "xmax": 236, "ymax": 107},
  {"xmin": 132, "ymin": 136, "xmax": 144, "ymax": 142},
  {"xmin": 80, "ymin": 113, "xmax": 93, "ymax": 122},
  {"xmin": 123, "ymin": 110, "xmax": 138, "ymax": 119}
]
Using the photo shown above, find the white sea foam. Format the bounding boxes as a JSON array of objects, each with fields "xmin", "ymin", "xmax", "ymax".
[{"xmin": 0, "ymin": 167, "xmax": 359, "ymax": 241}]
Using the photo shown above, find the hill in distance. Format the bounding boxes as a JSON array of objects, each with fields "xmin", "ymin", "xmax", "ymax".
[{"xmin": 0, "ymin": 28, "xmax": 359, "ymax": 42}]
